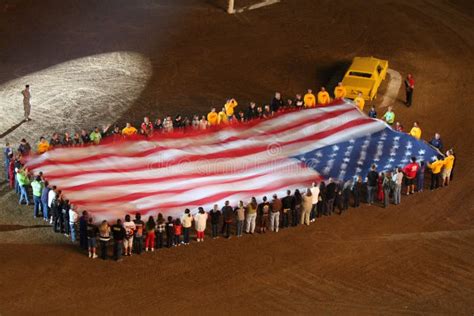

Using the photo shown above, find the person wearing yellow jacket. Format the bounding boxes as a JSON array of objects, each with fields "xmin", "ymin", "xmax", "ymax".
[
  {"xmin": 409, "ymin": 121, "xmax": 422, "ymax": 140},
  {"xmin": 37, "ymin": 137, "xmax": 50, "ymax": 154},
  {"xmin": 442, "ymin": 150, "xmax": 455, "ymax": 186},
  {"xmin": 217, "ymin": 107, "xmax": 228, "ymax": 125},
  {"xmin": 224, "ymin": 98, "xmax": 238, "ymax": 120},
  {"xmin": 207, "ymin": 108, "xmax": 218, "ymax": 126},
  {"xmin": 334, "ymin": 82, "xmax": 346, "ymax": 100},
  {"xmin": 303, "ymin": 89, "xmax": 316, "ymax": 108},
  {"xmin": 428, "ymin": 156, "xmax": 444, "ymax": 190},
  {"xmin": 354, "ymin": 93, "xmax": 365, "ymax": 111},
  {"xmin": 122, "ymin": 123, "xmax": 138, "ymax": 136},
  {"xmin": 317, "ymin": 87, "xmax": 331, "ymax": 105}
]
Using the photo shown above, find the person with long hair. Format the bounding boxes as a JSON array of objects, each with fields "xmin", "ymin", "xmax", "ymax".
[
  {"xmin": 245, "ymin": 197, "xmax": 258, "ymax": 234},
  {"xmin": 174, "ymin": 218, "xmax": 183, "ymax": 246},
  {"xmin": 145, "ymin": 216, "xmax": 156, "ymax": 252},
  {"xmin": 194, "ymin": 207, "xmax": 208, "ymax": 242},
  {"xmin": 293, "ymin": 189, "xmax": 302, "ymax": 226},
  {"xmin": 98, "ymin": 220, "xmax": 111, "ymax": 260},
  {"xmin": 155, "ymin": 213, "xmax": 166, "ymax": 249}
]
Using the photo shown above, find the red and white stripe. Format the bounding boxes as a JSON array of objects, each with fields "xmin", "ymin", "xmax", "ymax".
[{"xmin": 26, "ymin": 101, "xmax": 385, "ymax": 220}]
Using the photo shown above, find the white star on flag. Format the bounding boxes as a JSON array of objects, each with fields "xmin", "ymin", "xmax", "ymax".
[
  {"xmin": 407, "ymin": 142, "xmax": 413, "ymax": 149},
  {"xmin": 418, "ymin": 149, "xmax": 426, "ymax": 155},
  {"xmin": 332, "ymin": 145, "xmax": 340, "ymax": 151},
  {"xmin": 349, "ymin": 139, "xmax": 355, "ymax": 144},
  {"xmin": 343, "ymin": 157, "xmax": 350, "ymax": 163}
]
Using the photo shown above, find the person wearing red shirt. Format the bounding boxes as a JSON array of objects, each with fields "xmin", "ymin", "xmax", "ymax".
[
  {"xmin": 140, "ymin": 117, "xmax": 154, "ymax": 136},
  {"xmin": 405, "ymin": 74, "xmax": 415, "ymax": 107},
  {"xmin": 403, "ymin": 157, "xmax": 420, "ymax": 195}
]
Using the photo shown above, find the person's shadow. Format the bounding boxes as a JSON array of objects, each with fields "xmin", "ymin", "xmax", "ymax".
[{"xmin": 0, "ymin": 120, "xmax": 26, "ymax": 139}]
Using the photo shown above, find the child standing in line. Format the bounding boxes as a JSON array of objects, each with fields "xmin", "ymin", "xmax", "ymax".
[
  {"xmin": 165, "ymin": 216, "xmax": 174, "ymax": 248},
  {"xmin": 156, "ymin": 213, "xmax": 166, "ymax": 249},
  {"xmin": 174, "ymin": 218, "xmax": 183, "ymax": 246},
  {"xmin": 145, "ymin": 216, "xmax": 156, "ymax": 252},
  {"xmin": 181, "ymin": 209, "xmax": 193, "ymax": 245},
  {"xmin": 194, "ymin": 207, "xmax": 208, "ymax": 242}
]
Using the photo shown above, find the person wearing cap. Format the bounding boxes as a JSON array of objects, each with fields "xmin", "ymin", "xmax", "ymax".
[
  {"xmin": 409, "ymin": 122, "xmax": 422, "ymax": 140},
  {"xmin": 382, "ymin": 106, "xmax": 395, "ymax": 125},
  {"xmin": 404, "ymin": 74, "xmax": 415, "ymax": 106},
  {"xmin": 304, "ymin": 89, "xmax": 316, "ymax": 108},
  {"xmin": 334, "ymin": 82, "xmax": 346, "ymax": 100},
  {"xmin": 442, "ymin": 150, "xmax": 455, "ymax": 186},
  {"xmin": 354, "ymin": 93, "xmax": 365, "ymax": 111},
  {"xmin": 270, "ymin": 194, "xmax": 282, "ymax": 232},
  {"xmin": 317, "ymin": 87, "xmax": 331, "ymax": 105},
  {"xmin": 428, "ymin": 155, "xmax": 444, "ymax": 190}
]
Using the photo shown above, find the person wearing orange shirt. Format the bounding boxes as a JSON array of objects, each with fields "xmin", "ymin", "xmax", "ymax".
[
  {"xmin": 409, "ymin": 121, "xmax": 422, "ymax": 140},
  {"xmin": 428, "ymin": 156, "xmax": 444, "ymax": 190},
  {"xmin": 224, "ymin": 98, "xmax": 238, "ymax": 121},
  {"xmin": 354, "ymin": 92, "xmax": 365, "ymax": 111},
  {"xmin": 317, "ymin": 87, "xmax": 331, "ymax": 105},
  {"xmin": 303, "ymin": 89, "xmax": 316, "ymax": 108},
  {"xmin": 217, "ymin": 107, "xmax": 228, "ymax": 125},
  {"xmin": 334, "ymin": 82, "xmax": 346, "ymax": 100},
  {"xmin": 122, "ymin": 123, "xmax": 138, "ymax": 136},
  {"xmin": 37, "ymin": 137, "xmax": 50, "ymax": 154},
  {"xmin": 442, "ymin": 149, "xmax": 455, "ymax": 186},
  {"xmin": 207, "ymin": 108, "xmax": 218, "ymax": 126}
]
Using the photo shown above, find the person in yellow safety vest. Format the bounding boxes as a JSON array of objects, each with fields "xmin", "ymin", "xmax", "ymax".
[
  {"xmin": 37, "ymin": 136, "xmax": 50, "ymax": 154},
  {"xmin": 442, "ymin": 149, "xmax": 455, "ymax": 186},
  {"xmin": 427, "ymin": 155, "xmax": 444, "ymax": 190},
  {"xmin": 409, "ymin": 121, "xmax": 422, "ymax": 140},
  {"xmin": 225, "ymin": 98, "xmax": 238, "ymax": 121},
  {"xmin": 354, "ymin": 92, "xmax": 365, "ymax": 111},
  {"xmin": 334, "ymin": 82, "xmax": 346, "ymax": 100},
  {"xmin": 217, "ymin": 107, "xmax": 228, "ymax": 125},
  {"xmin": 207, "ymin": 108, "xmax": 218, "ymax": 126},
  {"xmin": 303, "ymin": 89, "xmax": 316, "ymax": 108},
  {"xmin": 317, "ymin": 87, "xmax": 331, "ymax": 105},
  {"xmin": 122, "ymin": 123, "xmax": 138, "ymax": 136}
]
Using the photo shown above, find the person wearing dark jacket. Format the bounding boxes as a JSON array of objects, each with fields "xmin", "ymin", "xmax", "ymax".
[
  {"xmin": 209, "ymin": 204, "xmax": 221, "ymax": 239},
  {"xmin": 79, "ymin": 211, "xmax": 89, "ymax": 250},
  {"xmin": 61, "ymin": 199, "xmax": 70, "ymax": 236},
  {"xmin": 281, "ymin": 190, "xmax": 295, "ymax": 228},
  {"xmin": 428, "ymin": 133, "xmax": 443, "ymax": 151},
  {"xmin": 245, "ymin": 102, "xmax": 258, "ymax": 121},
  {"xmin": 366, "ymin": 164, "xmax": 379, "ymax": 205},
  {"xmin": 86, "ymin": 217, "xmax": 99, "ymax": 259},
  {"xmin": 165, "ymin": 216, "xmax": 174, "ymax": 247},
  {"xmin": 271, "ymin": 92, "xmax": 284, "ymax": 113},
  {"xmin": 221, "ymin": 201, "xmax": 234, "ymax": 238},
  {"xmin": 50, "ymin": 196, "xmax": 62, "ymax": 233},
  {"xmin": 352, "ymin": 176, "xmax": 363, "ymax": 207},
  {"xmin": 325, "ymin": 179, "xmax": 337, "ymax": 215},
  {"xmin": 111, "ymin": 219, "xmax": 126, "ymax": 261},
  {"xmin": 292, "ymin": 189, "xmax": 302, "ymax": 226},
  {"xmin": 318, "ymin": 182, "xmax": 327, "ymax": 216}
]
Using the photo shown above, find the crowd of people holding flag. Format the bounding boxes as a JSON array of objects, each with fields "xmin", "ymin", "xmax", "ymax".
[{"xmin": 2, "ymin": 81, "xmax": 456, "ymax": 261}]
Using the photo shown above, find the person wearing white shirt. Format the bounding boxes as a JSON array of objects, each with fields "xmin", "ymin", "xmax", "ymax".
[
  {"xmin": 193, "ymin": 207, "xmax": 208, "ymax": 242},
  {"xmin": 68, "ymin": 204, "xmax": 79, "ymax": 242},
  {"xmin": 310, "ymin": 182, "xmax": 320, "ymax": 222},
  {"xmin": 392, "ymin": 168, "xmax": 404, "ymax": 205},
  {"xmin": 47, "ymin": 186, "xmax": 57, "ymax": 224}
]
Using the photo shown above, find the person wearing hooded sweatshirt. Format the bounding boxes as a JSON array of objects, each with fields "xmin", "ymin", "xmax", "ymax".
[{"xmin": 194, "ymin": 207, "xmax": 208, "ymax": 242}]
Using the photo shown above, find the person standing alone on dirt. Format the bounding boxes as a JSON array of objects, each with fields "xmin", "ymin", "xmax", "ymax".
[
  {"xmin": 21, "ymin": 84, "xmax": 31, "ymax": 121},
  {"xmin": 404, "ymin": 74, "xmax": 415, "ymax": 106}
]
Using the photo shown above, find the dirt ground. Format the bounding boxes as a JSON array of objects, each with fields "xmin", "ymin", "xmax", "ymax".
[{"xmin": 0, "ymin": 0, "xmax": 473, "ymax": 314}]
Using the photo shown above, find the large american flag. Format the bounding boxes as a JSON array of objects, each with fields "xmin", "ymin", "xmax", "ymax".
[{"xmin": 26, "ymin": 100, "xmax": 439, "ymax": 220}]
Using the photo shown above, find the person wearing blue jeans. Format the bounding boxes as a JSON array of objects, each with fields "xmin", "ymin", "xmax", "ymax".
[
  {"xmin": 3, "ymin": 142, "xmax": 12, "ymax": 181},
  {"xmin": 41, "ymin": 182, "xmax": 50, "ymax": 221},
  {"xmin": 68, "ymin": 205, "xmax": 78, "ymax": 242},
  {"xmin": 31, "ymin": 176, "xmax": 44, "ymax": 218}
]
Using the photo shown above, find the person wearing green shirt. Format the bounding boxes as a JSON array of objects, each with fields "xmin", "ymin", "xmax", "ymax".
[
  {"xmin": 382, "ymin": 106, "xmax": 395, "ymax": 125},
  {"xmin": 89, "ymin": 127, "xmax": 102, "ymax": 145},
  {"xmin": 31, "ymin": 176, "xmax": 44, "ymax": 217},
  {"xmin": 17, "ymin": 169, "xmax": 30, "ymax": 205}
]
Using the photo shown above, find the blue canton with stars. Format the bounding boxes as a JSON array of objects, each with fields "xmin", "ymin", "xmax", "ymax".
[{"xmin": 293, "ymin": 129, "xmax": 440, "ymax": 181}]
